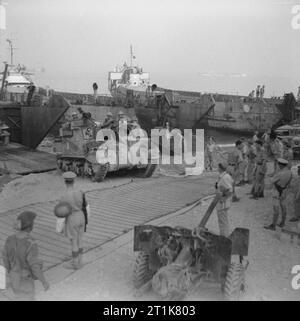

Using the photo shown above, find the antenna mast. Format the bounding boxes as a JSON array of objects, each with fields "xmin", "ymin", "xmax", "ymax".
[
  {"xmin": 6, "ymin": 38, "xmax": 16, "ymax": 65},
  {"xmin": 130, "ymin": 44, "xmax": 133, "ymax": 67}
]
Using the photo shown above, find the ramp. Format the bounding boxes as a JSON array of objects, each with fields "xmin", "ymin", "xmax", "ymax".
[
  {"xmin": 0, "ymin": 144, "xmax": 57, "ymax": 175},
  {"xmin": 0, "ymin": 175, "xmax": 215, "ymax": 271},
  {"xmin": 21, "ymin": 95, "xmax": 70, "ymax": 149},
  {"xmin": 0, "ymin": 95, "xmax": 70, "ymax": 150}
]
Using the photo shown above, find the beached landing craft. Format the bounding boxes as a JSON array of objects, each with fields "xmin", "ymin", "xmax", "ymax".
[
  {"xmin": 108, "ymin": 47, "xmax": 215, "ymax": 133},
  {"xmin": 0, "ymin": 62, "xmax": 68, "ymax": 149},
  {"xmin": 203, "ymin": 94, "xmax": 283, "ymax": 134},
  {"xmin": 108, "ymin": 47, "xmax": 295, "ymax": 135}
]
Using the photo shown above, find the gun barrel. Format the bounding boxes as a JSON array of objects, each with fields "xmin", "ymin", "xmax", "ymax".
[{"xmin": 198, "ymin": 193, "xmax": 222, "ymax": 228}]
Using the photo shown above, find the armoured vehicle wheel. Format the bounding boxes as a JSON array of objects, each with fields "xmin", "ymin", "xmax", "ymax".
[
  {"xmin": 133, "ymin": 252, "xmax": 154, "ymax": 289},
  {"xmin": 93, "ymin": 164, "xmax": 109, "ymax": 182},
  {"xmin": 223, "ymin": 263, "xmax": 245, "ymax": 301},
  {"xmin": 141, "ymin": 163, "xmax": 157, "ymax": 178}
]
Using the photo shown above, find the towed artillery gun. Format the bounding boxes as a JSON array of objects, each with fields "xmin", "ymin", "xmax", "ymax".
[
  {"xmin": 133, "ymin": 194, "xmax": 249, "ymax": 300},
  {"xmin": 53, "ymin": 111, "xmax": 157, "ymax": 182}
]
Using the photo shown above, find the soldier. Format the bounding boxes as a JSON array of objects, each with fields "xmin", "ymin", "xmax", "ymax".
[
  {"xmin": 101, "ymin": 112, "xmax": 115, "ymax": 129},
  {"xmin": 60, "ymin": 171, "xmax": 88, "ymax": 270},
  {"xmin": 205, "ymin": 137, "xmax": 221, "ymax": 171},
  {"xmin": 283, "ymin": 141, "xmax": 293, "ymax": 169},
  {"xmin": 249, "ymin": 90, "xmax": 255, "ymax": 99},
  {"xmin": 262, "ymin": 128, "xmax": 271, "ymax": 144},
  {"xmin": 241, "ymin": 137, "xmax": 249, "ymax": 184},
  {"xmin": 250, "ymin": 140, "xmax": 267, "ymax": 199},
  {"xmin": 264, "ymin": 158, "xmax": 293, "ymax": 230},
  {"xmin": 289, "ymin": 165, "xmax": 300, "ymax": 222},
  {"xmin": 2, "ymin": 211, "xmax": 49, "ymax": 300},
  {"xmin": 92, "ymin": 82, "xmax": 98, "ymax": 102},
  {"xmin": 269, "ymin": 131, "xmax": 284, "ymax": 175},
  {"xmin": 247, "ymin": 140, "xmax": 257, "ymax": 184},
  {"xmin": 215, "ymin": 162, "xmax": 234, "ymax": 237},
  {"xmin": 260, "ymin": 85, "xmax": 265, "ymax": 98},
  {"xmin": 118, "ymin": 110, "xmax": 128, "ymax": 124},
  {"xmin": 253, "ymin": 130, "xmax": 259, "ymax": 143},
  {"xmin": 226, "ymin": 140, "xmax": 243, "ymax": 202},
  {"xmin": 129, "ymin": 116, "xmax": 141, "ymax": 130},
  {"xmin": 256, "ymin": 85, "xmax": 260, "ymax": 99}
]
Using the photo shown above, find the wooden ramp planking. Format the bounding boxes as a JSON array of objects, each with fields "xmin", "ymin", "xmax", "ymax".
[{"xmin": 0, "ymin": 175, "xmax": 215, "ymax": 271}]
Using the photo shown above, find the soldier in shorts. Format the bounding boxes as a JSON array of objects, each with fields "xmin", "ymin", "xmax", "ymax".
[
  {"xmin": 226, "ymin": 140, "xmax": 243, "ymax": 202},
  {"xmin": 264, "ymin": 158, "xmax": 292, "ymax": 230},
  {"xmin": 215, "ymin": 162, "xmax": 234, "ymax": 237},
  {"xmin": 60, "ymin": 172, "xmax": 88, "ymax": 269}
]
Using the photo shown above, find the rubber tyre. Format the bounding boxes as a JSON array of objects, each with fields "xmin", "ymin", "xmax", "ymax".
[
  {"xmin": 223, "ymin": 263, "xmax": 245, "ymax": 301},
  {"xmin": 93, "ymin": 164, "xmax": 109, "ymax": 182},
  {"xmin": 133, "ymin": 252, "xmax": 154, "ymax": 289}
]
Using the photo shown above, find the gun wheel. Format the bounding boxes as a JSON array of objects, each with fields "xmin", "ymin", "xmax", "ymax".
[
  {"xmin": 93, "ymin": 164, "xmax": 109, "ymax": 182},
  {"xmin": 223, "ymin": 263, "xmax": 245, "ymax": 301},
  {"xmin": 133, "ymin": 252, "xmax": 154, "ymax": 289}
]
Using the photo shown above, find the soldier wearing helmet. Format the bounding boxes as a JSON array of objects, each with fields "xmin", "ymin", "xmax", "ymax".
[
  {"xmin": 101, "ymin": 111, "xmax": 115, "ymax": 129},
  {"xmin": 130, "ymin": 116, "xmax": 141, "ymax": 130}
]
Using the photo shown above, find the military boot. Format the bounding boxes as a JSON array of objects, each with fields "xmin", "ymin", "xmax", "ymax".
[
  {"xmin": 264, "ymin": 224, "xmax": 276, "ymax": 231},
  {"xmin": 78, "ymin": 248, "xmax": 84, "ymax": 268},
  {"xmin": 63, "ymin": 251, "xmax": 80, "ymax": 270}
]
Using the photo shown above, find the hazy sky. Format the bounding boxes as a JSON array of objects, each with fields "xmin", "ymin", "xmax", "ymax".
[{"xmin": 0, "ymin": 0, "xmax": 299, "ymax": 96}]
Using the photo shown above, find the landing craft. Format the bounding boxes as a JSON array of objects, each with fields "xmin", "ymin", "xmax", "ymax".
[
  {"xmin": 108, "ymin": 46, "xmax": 215, "ymax": 134},
  {"xmin": 108, "ymin": 47, "xmax": 296, "ymax": 135},
  {"xmin": 0, "ymin": 61, "xmax": 69, "ymax": 149}
]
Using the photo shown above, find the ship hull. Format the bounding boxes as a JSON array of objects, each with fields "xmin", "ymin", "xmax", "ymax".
[
  {"xmin": 201, "ymin": 95, "xmax": 283, "ymax": 134},
  {"xmin": 113, "ymin": 85, "xmax": 215, "ymax": 133}
]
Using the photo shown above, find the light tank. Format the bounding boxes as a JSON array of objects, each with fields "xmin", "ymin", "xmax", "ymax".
[{"xmin": 53, "ymin": 110, "xmax": 158, "ymax": 182}]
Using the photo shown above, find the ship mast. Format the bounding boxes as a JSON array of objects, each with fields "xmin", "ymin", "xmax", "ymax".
[
  {"xmin": 6, "ymin": 38, "xmax": 15, "ymax": 65},
  {"xmin": 130, "ymin": 44, "xmax": 133, "ymax": 67}
]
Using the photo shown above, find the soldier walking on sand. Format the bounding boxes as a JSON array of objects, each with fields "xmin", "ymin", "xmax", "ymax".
[
  {"xmin": 264, "ymin": 158, "xmax": 292, "ymax": 230},
  {"xmin": 215, "ymin": 162, "xmax": 234, "ymax": 237},
  {"xmin": 2, "ymin": 211, "xmax": 49, "ymax": 300},
  {"xmin": 60, "ymin": 171, "xmax": 88, "ymax": 270},
  {"xmin": 250, "ymin": 140, "xmax": 267, "ymax": 199}
]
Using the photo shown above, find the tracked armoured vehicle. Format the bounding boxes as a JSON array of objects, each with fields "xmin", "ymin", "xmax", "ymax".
[{"xmin": 53, "ymin": 111, "xmax": 157, "ymax": 182}]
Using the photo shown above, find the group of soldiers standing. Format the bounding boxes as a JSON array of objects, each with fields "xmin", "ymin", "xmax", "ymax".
[
  {"xmin": 209, "ymin": 129, "xmax": 299, "ymax": 237},
  {"xmin": 248, "ymin": 85, "xmax": 265, "ymax": 99}
]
